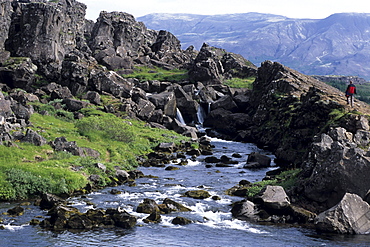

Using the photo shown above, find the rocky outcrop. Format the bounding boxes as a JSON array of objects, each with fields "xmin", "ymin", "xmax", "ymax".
[
  {"xmin": 40, "ymin": 205, "xmax": 137, "ymax": 230},
  {"xmin": 0, "ymin": 1, "xmax": 12, "ymax": 64},
  {"xmin": 136, "ymin": 198, "xmax": 191, "ymax": 215},
  {"xmin": 50, "ymin": 136, "xmax": 100, "ymax": 158},
  {"xmin": 204, "ymin": 61, "xmax": 352, "ymax": 167},
  {"xmin": 189, "ymin": 43, "xmax": 257, "ymax": 84},
  {"xmin": 231, "ymin": 186, "xmax": 316, "ymax": 224},
  {"xmin": 292, "ymin": 126, "xmax": 370, "ymax": 212},
  {"xmin": 5, "ymin": 0, "xmax": 88, "ymax": 80},
  {"xmin": 315, "ymin": 193, "xmax": 370, "ymax": 234}
]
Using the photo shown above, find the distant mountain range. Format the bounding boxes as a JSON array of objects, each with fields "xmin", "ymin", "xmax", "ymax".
[{"xmin": 138, "ymin": 13, "xmax": 370, "ymax": 80}]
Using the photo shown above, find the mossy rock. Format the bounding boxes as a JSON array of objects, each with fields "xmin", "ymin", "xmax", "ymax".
[{"xmin": 184, "ymin": 190, "xmax": 211, "ymax": 199}]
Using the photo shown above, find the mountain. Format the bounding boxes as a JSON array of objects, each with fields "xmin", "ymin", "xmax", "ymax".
[{"xmin": 138, "ymin": 13, "xmax": 370, "ymax": 80}]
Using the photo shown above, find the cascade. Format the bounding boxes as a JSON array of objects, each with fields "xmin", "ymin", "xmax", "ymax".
[
  {"xmin": 176, "ymin": 108, "xmax": 186, "ymax": 125},
  {"xmin": 196, "ymin": 104, "xmax": 207, "ymax": 125}
]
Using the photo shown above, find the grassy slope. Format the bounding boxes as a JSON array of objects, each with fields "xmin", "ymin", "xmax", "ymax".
[{"xmin": 0, "ymin": 104, "xmax": 189, "ymax": 201}]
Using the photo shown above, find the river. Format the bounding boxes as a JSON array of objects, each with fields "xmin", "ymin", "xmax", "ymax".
[{"xmin": 1, "ymin": 137, "xmax": 370, "ymax": 246}]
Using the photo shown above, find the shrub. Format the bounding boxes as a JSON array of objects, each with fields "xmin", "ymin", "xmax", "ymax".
[
  {"xmin": 5, "ymin": 168, "xmax": 61, "ymax": 199},
  {"xmin": 75, "ymin": 115, "xmax": 135, "ymax": 143}
]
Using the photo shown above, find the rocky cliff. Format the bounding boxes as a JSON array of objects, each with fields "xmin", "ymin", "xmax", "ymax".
[{"xmin": 1, "ymin": 0, "xmax": 370, "ymax": 224}]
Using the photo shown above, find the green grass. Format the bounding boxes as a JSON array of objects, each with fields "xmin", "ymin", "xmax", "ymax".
[
  {"xmin": 121, "ymin": 66, "xmax": 189, "ymax": 82},
  {"xmin": 223, "ymin": 77, "xmax": 255, "ymax": 89},
  {"xmin": 0, "ymin": 106, "xmax": 190, "ymax": 201}
]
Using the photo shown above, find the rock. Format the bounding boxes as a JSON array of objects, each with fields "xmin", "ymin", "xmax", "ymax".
[
  {"xmin": 204, "ymin": 156, "xmax": 221, "ymax": 163},
  {"xmin": 211, "ymin": 95, "xmax": 238, "ymax": 113},
  {"xmin": 231, "ymin": 200, "xmax": 260, "ymax": 222},
  {"xmin": 0, "ymin": 92, "xmax": 13, "ymax": 118},
  {"xmin": 50, "ymin": 136, "xmax": 100, "ymax": 158},
  {"xmin": 20, "ymin": 129, "xmax": 47, "ymax": 146},
  {"xmin": 148, "ymin": 91, "xmax": 177, "ymax": 118},
  {"xmin": 110, "ymin": 210, "xmax": 137, "ymax": 229},
  {"xmin": 109, "ymin": 189, "xmax": 121, "ymax": 195},
  {"xmin": 10, "ymin": 102, "xmax": 33, "ymax": 122},
  {"xmin": 165, "ymin": 166, "xmax": 180, "ymax": 171},
  {"xmin": 40, "ymin": 193, "xmax": 66, "ymax": 210},
  {"xmin": 29, "ymin": 219, "xmax": 41, "ymax": 226},
  {"xmin": 204, "ymin": 109, "xmax": 252, "ymax": 136},
  {"xmin": 82, "ymin": 91, "xmax": 101, "ymax": 105},
  {"xmin": 143, "ymin": 212, "xmax": 161, "ymax": 224},
  {"xmin": 171, "ymin": 216, "xmax": 192, "ymax": 225},
  {"xmin": 0, "ymin": 57, "xmax": 38, "ymax": 90},
  {"xmin": 128, "ymin": 170, "xmax": 144, "ymax": 180},
  {"xmin": 6, "ymin": 0, "xmax": 88, "ymax": 79},
  {"xmin": 115, "ymin": 169, "xmax": 130, "ymax": 183},
  {"xmin": 184, "ymin": 190, "xmax": 211, "ymax": 199},
  {"xmin": 7, "ymin": 206, "xmax": 24, "ymax": 216},
  {"xmin": 245, "ymin": 152, "xmax": 271, "ymax": 168},
  {"xmin": 41, "ymin": 205, "xmax": 137, "ymax": 230},
  {"xmin": 298, "ymin": 129, "xmax": 370, "ymax": 211},
  {"xmin": 254, "ymin": 185, "xmax": 290, "ymax": 212},
  {"xmin": 67, "ymin": 214, "xmax": 93, "ymax": 229},
  {"xmin": 188, "ymin": 43, "xmax": 225, "ymax": 84},
  {"xmin": 158, "ymin": 198, "xmax": 192, "ymax": 214},
  {"xmin": 63, "ymin": 98, "xmax": 89, "ymax": 112},
  {"xmin": 315, "ymin": 193, "xmax": 370, "ymax": 234},
  {"xmin": 94, "ymin": 163, "xmax": 107, "ymax": 172},
  {"xmin": 136, "ymin": 198, "xmax": 161, "ymax": 214},
  {"xmin": 90, "ymin": 70, "xmax": 133, "ymax": 99},
  {"xmin": 157, "ymin": 142, "xmax": 177, "ymax": 153},
  {"xmin": 287, "ymin": 205, "xmax": 317, "ymax": 224}
]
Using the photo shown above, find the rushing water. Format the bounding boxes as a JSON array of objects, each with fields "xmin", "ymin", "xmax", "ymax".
[{"xmin": 1, "ymin": 138, "xmax": 370, "ymax": 247}]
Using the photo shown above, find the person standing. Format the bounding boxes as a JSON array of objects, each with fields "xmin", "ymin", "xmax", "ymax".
[{"xmin": 345, "ymin": 80, "xmax": 356, "ymax": 107}]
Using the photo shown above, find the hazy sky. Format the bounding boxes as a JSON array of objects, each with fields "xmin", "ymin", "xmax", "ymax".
[{"xmin": 78, "ymin": 0, "xmax": 370, "ymax": 20}]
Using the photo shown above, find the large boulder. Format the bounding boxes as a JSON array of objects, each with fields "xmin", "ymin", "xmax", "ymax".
[
  {"xmin": 19, "ymin": 129, "xmax": 47, "ymax": 146},
  {"xmin": 148, "ymin": 91, "xmax": 177, "ymax": 118},
  {"xmin": 296, "ymin": 127, "xmax": 370, "ymax": 211},
  {"xmin": 136, "ymin": 198, "xmax": 161, "ymax": 214},
  {"xmin": 244, "ymin": 152, "xmax": 272, "ymax": 169},
  {"xmin": 89, "ymin": 70, "xmax": 133, "ymax": 99},
  {"xmin": 254, "ymin": 185, "xmax": 290, "ymax": 212},
  {"xmin": 231, "ymin": 199, "xmax": 260, "ymax": 222},
  {"xmin": 315, "ymin": 193, "xmax": 370, "ymax": 234}
]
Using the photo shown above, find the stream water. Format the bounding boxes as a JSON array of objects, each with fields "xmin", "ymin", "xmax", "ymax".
[{"xmin": 1, "ymin": 137, "xmax": 370, "ymax": 246}]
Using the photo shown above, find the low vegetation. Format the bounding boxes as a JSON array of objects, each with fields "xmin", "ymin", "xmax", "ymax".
[
  {"xmin": 245, "ymin": 169, "xmax": 301, "ymax": 198},
  {"xmin": 121, "ymin": 66, "xmax": 189, "ymax": 82},
  {"xmin": 0, "ymin": 104, "xmax": 190, "ymax": 201},
  {"xmin": 223, "ymin": 77, "xmax": 255, "ymax": 89}
]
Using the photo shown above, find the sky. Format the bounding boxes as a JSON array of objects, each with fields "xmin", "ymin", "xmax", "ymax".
[{"xmin": 78, "ymin": 0, "xmax": 370, "ymax": 20}]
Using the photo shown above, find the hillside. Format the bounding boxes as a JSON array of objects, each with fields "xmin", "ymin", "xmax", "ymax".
[{"xmin": 138, "ymin": 12, "xmax": 370, "ymax": 80}]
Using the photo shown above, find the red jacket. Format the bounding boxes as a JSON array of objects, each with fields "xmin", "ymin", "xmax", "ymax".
[{"xmin": 346, "ymin": 84, "xmax": 356, "ymax": 96}]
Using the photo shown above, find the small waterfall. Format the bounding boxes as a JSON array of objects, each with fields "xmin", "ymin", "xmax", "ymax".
[
  {"xmin": 196, "ymin": 104, "xmax": 207, "ymax": 125},
  {"xmin": 176, "ymin": 108, "xmax": 186, "ymax": 125}
]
